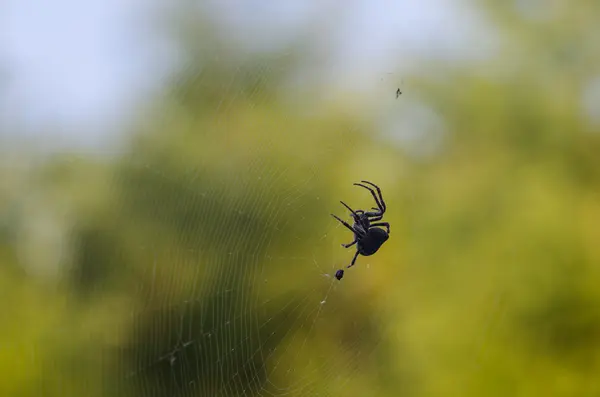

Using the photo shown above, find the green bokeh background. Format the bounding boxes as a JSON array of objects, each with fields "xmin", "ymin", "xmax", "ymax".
[{"xmin": 2, "ymin": 1, "xmax": 600, "ymax": 396}]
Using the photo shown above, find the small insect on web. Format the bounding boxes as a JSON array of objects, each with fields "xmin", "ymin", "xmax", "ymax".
[
  {"xmin": 331, "ymin": 180, "xmax": 390, "ymax": 280},
  {"xmin": 396, "ymin": 79, "xmax": 405, "ymax": 98}
]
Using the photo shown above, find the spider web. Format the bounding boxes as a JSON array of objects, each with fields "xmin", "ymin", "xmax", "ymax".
[
  {"xmin": 110, "ymin": 58, "xmax": 399, "ymax": 397},
  {"xmin": 116, "ymin": 158, "xmax": 390, "ymax": 396}
]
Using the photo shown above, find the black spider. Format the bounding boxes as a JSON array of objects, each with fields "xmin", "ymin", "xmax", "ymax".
[{"xmin": 331, "ymin": 180, "xmax": 390, "ymax": 280}]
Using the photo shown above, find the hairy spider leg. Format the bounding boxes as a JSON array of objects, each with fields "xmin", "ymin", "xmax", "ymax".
[
  {"xmin": 354, "ymin": 183, "xmax": 385, "ymax": 215},
  {"xmin": 370, "ymin": 222, "xmax": 390, "ymax": 234},
  {"xmin": 347, "ymin": 250, "xmax": 360, "ymax": 269},
  {"xmin": 361, "ymin": 180, "xmax": 386, "ymax": 211},
  {"xmin": 331, "ymin": 214, "xmax": 366, "ymax": 237}
]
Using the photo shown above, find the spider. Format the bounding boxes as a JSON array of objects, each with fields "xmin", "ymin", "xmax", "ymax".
[{"xmin": 331, "ymin": 180, "xmax": 390, "ymax": 280}]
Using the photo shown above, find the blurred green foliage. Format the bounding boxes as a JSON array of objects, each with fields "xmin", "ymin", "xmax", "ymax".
[{"xmin": 2, "ymin": 1, "xmax": 600, "ymax": 396}]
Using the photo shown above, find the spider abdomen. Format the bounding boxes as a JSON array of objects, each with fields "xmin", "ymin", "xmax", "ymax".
[{"xmin": 357, "ymin": 227, "xmax": 389, "ymax": 256}]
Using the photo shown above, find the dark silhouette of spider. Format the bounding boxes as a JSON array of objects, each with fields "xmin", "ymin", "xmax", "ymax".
[{"xmin": 331, "ymin": 180, "xmax": 390, "ymax": 280}]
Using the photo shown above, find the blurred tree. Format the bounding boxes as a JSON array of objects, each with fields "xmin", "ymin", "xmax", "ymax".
[{"xmin": 398, "ymin": 1, "xmax": 600, "ymax": 395}]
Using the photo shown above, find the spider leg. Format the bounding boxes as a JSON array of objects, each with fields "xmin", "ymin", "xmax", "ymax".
[
  {"xmin": 363, "ymin": 208, "xmax": 383, "ymax": 221},
  {"xmin": 331, "ymin": 214, "xmax": 366, "ymax": 237},
  {"xmin": 354, "ymin": 182, "xmax": 385, "ymax": 214},
  {"xmin": 347, "ymin": 250, "xmax": 360, "ymax": 269},
  {"xmin": 355, "ymin": 182, "xmax": 385, "ymax": 213},
  {"xmin": 342, "ymin": 239, "xmax": 357, "ymax": 248},
  {"xmin": 361, "ymin": 180, "xmax": 386, "ymax": 212},
  {"xmin": 365, "ymin": 209, "xmax": 382, "ymax": 217},
  {"xmin": 339, "ymin": 201, "xmax": 361, "ymax": 219},
  {"xmin": 338, "ymin": 203, "xmax": 370, "ymax": 234},
  {"xmin": 370, "ymin": 222, "xmax": 390, "ymax": 234}
]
